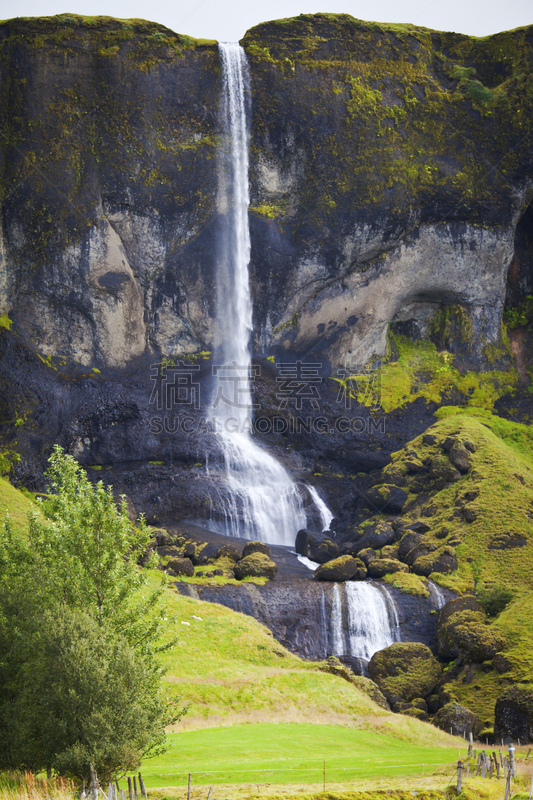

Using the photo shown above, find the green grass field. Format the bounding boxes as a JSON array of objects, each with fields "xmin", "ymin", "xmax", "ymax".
[{"xmin": 140, "ymin": 723, "xmax": 460, "ymax": 788}]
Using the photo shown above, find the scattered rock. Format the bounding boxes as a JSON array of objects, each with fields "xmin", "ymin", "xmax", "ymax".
[
  {"xmin": 296, "ymin": 530, "xmax": 339, "ymax": 563},
  {"xmin": 408, "ymin": 521, "xmax": 431, "ymax": 534},
  {"xmin": 234, "ymin": 552, "xmax": 278, "ymax": 580},
  {"xmin": 423, "ymin": 434, "xmax": 437, "ymax": 445},
  {"xmin": 428, "ymin": 456, "xmax": 461, "ymax": 483},
  {"xmin": 167, "ymin": 557, "xmax": 194, "ymax": 577},
  {"xmin": 350, "ymin": 520, "xmax": 397, "ymax": 553},
  {"xmin": 489, "ymin": 532, "xmax": 528, "ymax": 550},
  {"xmin": 412, "ymin": 545, "xmax": 458, "ymax": 576},
  {"xmin": 381, "ymin": 543, "xmax": 400, "ymax": 560},
  {"xmin": 493, "ymin": 653, "xmax": 513, "ymax": 674},
  {"xmin": 464, "ymin": 439, "xmax": 476, "ymax": 453},
  {"xmin": 364, "ymin": 484, "xmax": 408, "ymax": 514},
  {"xmin": 242, "ymin": 541, "xmax": 271, "ymax": 558},
  {"xmin": 494, "ymin": 685, "xmax": 533, "ymax": 744},
  {"xmin": 368, "ymin": 642, "xmax": 442, "ymax": 702},
  {"xmin": 435, "ymin": 527, "xmax": 449, "ymax": 539},
  {"xmin": 438, "ymin": 596, "xmax": 483, "ymax": 628},
  {"xmin": 398, "ymin": 531, "xmax": 425, "ymax": 561},
  {"xmin": 404, "ymin": 541, "xmax": 437, "ymax": 567},
  {"xmin": 449, "ymin": 444, "xmax": 471, "ymax": 474},
  {"xmin": 194, "ymin": 542, "xmax": 220, "ymax": 565},
  {"xmin": 462, "ymin": 506, "xmax": 478, "ymax": 523},
  {"xmin": 432, "ymin": 702, "xmax": 480, "ymax": 737},
  {"xmin": 314, "ymin": 556, "xmax": 367, "ymax": 582},
  {"xmin": 357, "ymin": 547, "xmax": 378, "ymax": 566},
  {"xmin": 368, "ymin": 558, "xmax": 408, "ymax": 578}
]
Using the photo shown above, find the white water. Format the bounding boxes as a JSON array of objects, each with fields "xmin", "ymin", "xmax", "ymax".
[
  {"xmin": 306, "ymin": 485, "xmax": 334, "ymax": 531},
  {"xmin": 326, "ymin": 582, "xmax": 400, "ymax": 661},
  {"xmin": 428, "ymin": 579, "xmax": 446, "ymax": 609},
  {"xmin": 212, "ymin": 43, "xmax": 321, "ymax": 545}
]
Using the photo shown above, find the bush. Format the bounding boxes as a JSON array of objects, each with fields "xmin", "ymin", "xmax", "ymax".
[{"xmin": 478, "ymin": 584, "xmax": 513, "ymax": 617}]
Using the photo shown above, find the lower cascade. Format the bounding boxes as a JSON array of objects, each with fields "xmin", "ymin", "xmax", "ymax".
[
  {"xmin": 328, "ymin": 581, "xmax": 400, "ymax": 663},
  {"xmin": 210, "ymin": 42, "xmax": 330, "ymax": 546}
]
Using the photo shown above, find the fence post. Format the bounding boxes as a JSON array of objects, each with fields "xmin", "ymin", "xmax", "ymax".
[
  {"xmin": 457, "ymin": 761, "xmax": 464, "ymax": 794},
  {"xmin": 323, "ymin": 760, "xmax": 326, "ymax": 792},
  {"xmin": 504, "ymin": 768, "xmax": 512, "ymax": 800},
  {"xmin": 89, "ymin": 763, "xmax": 99, "ymax": 800},
  {"xmin": 138, "ymin": 774, "xmax": 147, "ymax": 800},
  {"xmin": 509, "ymin": 744, "xmax": 517, "ymax": 779},
  {"xmin": 207, "ymin": 788, "xmax": 213, "ymax": 800},
  {"xmin": 188, "ymin": 773, "xmax": 191, "ymax": 800},
  {"xmin": 128, "ymin": 777, "xmax": 133, "ymax": 800},
  {"xmin": 529, "ymin": 771, "xmax": 533, "ymax": 800},
  {"xmin": 133, "ymin": 777, "xmax": 138, "ymax": 800}
]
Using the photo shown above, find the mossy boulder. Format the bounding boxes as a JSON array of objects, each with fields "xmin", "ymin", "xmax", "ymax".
[
  {"xmin": 404, "ymin": 540, "xmax": 437, "ymax": 566},
  {"xmin": 367, "ymin": 558, "xmax": 408, "ymax": 578},
  {"xmin": 381, "ymin": 543, "xmax": 400, "ymax": 559},
  {"xmin": 295, "ymin": 530, "xmax": 339, "ymax": 563},
  {"xmin": 401, "ymin": 707, "xmax": 429, "ymax": 722},
  {"xmin": 437, "ymin": 609, "xmax": 506, "ymax": 662},
  {"xmin": 448, "ymin": 442, "xmax": 472, "ymax": 473},
  {"xmin": 351, "ymin": 676, "xmax": 390, "ymax": 710},
  {"xmin": 314, "ymin": 556, "xmax": 367, "ymax": 582},
  {"xmin": 432, "ymin": 702, "xmax": 480, "ymax": 737},
  {"xmin": 192, "ymin": 542, "xmax": 220, "ymax": 566},
  {"xmin": 438, "ymin": 596, "xmax": 483, "ymax": 628},
  {"xmin": 368, "ymin": 642, "xmax": 442, "ymax": 703},
  {"xmin": 398, "ymin": 531, "xmax": 426, "ymax": 561},
  {"xmin": 167, "ymin": 557, "xmax": 194, "ymax": 577},
  {"xmin": 234, "ymin": 552, "xmax": 278, "ymax": 580},
  {"xmin": 216, "ymin": 544, "xmax": 242, "ymax": 562},
  {"xmin": 494, "ymin": 685, "xmax": 533, "ymax": 744},
  {"xmin": 364, "ymin": 484, "xmax": 407, "ymax": 514},
  {"xmin": 357, "ymin": 547, "xmax": 378, "ymax": 566},
  {"xmin": 242, "ymin": 541, "xmax": 271, "ymax": 558},
  {"xmin": 350, "ymin": 520, "xmax": 396, "ymax": 552},
  {"xmin": 412, "ymin": 545, "xmax": 458, "ymax": 576}
]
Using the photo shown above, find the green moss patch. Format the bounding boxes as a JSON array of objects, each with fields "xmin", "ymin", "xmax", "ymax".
[{"xmin": 383, "ymin": 572, "xmax": 429, "ymax": 597}]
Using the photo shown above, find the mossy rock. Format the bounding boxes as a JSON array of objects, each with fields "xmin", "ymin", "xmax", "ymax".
[
  {"xmin": 437, "ymin": 609, "xmax": 506, "ymax": 662},
  {"xmin": 295, "ymin": 530, "xmax": 339, "ymax": 563},
  {"xmin": 398, "ymin": 530, "xmax": 426, "ymax": 561},
  {"xmin": 438, "ymin": 596, "xmax": 483, "ymax": 628},
  {"xmin": 242, "ymin": 541, "xmax": 271, "ymax": 558},
  {"xmin": 192, "ymin": 541, "xmax": 219, "ymax": 566},
  {"xmin": 368, "ymin": 642, "xmax": 442, "ymax": 703},
  {"xmin": 412, "ymin": 545, "xmax": 458, "ymax": 576},
  {"xmin": 216, "ymin": 544, "xmax": 241, "ymax": 562},
  {"xmin": 432, "ymin": 702, "xmax": 480, "ymax": 737},
  {"xmin": 314, "ymin": 555, "xmax": 367, "ymax": 582},
  {"xmin": 364, "ymin": 484, "xmax": 407, "ymax": 514},
  {"xmin": 234, "ymin": 552, "xmax": 278, "ymax": 580},
  {"xmin": 367, "ymin": 557, "xmax": 408, "ymax": 578},
  {"xmin": 428, "ymin": 456, "xmax": 461, "ymax": 483},
  {"xmin": 167, "ymin": 557, "xmax": 194, "ymax": 577},
  {"xmin": 400, "ymin": 706, "xmax": 429, "ymax": 722},
  {"xmin": 381, "ymin": 543, "xmax": 399, "ymax": 559},
  {"xmin": 404, "ymin": 540, "xmax": 437, "ymax": 566},
  {"xmin": 350, "ymin": 519, "xmax": 396, "ymax": 552},
  {"xmin": 357, "ymin": 547, "xmax": 378, "ymax": 566},
  {"xmin": 350, "ymin": 676, "xmax": 390, "ymax": 710},
  {"xmin": 494, "ymin": 684, "xmax": 533, "ymax": 744},
  {"xmin": 448, "ymin": 442, "xmax": 472, "ymax": 473}
]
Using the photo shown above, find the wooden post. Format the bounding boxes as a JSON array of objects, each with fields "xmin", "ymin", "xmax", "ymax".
[
  {"xmin": 529, "ymin": 771, "xmax": 533, "ymax": 800},
  {"xmin": 89, "ymin": 763, "xmax": 99, "ymax": 800},
  {"xmin": 481, "ymin": 755, "xmax": 486, "ymax": 779},
  {"xmin": 489, "ymin": 761, "xmax": 494, "ymax": 779},
  {"xmin": 107, "ymin": 784, "xmax": 113, "ymax": 800},
  {"xmin": 120, "ymin": 792, "xmax": 126, "ymax": 800},
  {"xmin": 128, "ymin": 777, "xmax": 133, "ymax": 800},
  {"xmin": 500, "ymin": 751, "xmax": 504, "ymax": 767},
  {"xmin": 504, "ymin": 768, "xmax": 512, "ymax": 800},
  {"xmin": 188, "ymin": 773, "xmax": 191, "ymax": 800},
  {"xmin": 528, "ymin": 748, "xmax": 532, "ymax": 759},
  {"xmin": 466, "ymin": 764, "xmax": 470, "ymax": 778},
  {"xmin": 509, "ymin": 744, "xmax": 517, "ymax": 779},
  {"xmin": 138, "ymin": 774, "xmax": 147, "ymax": 800},
  {"xmin": 133, "ymin": 777, "xmax": 138, "ymax": 800},
  {"xmin": 115, "ymin": 781, "xmax": 120, "ymax": 799},
  {"xmin": 496, "ymin": 760, "xmax": 500, "ymax": 780},
  {"xmin": 457, "ymin": 761, "xmax": 464, "ymax": 794},
  {"xmin": 475, "ymin": 753, "xmax": 482, "ymax": 777},
  {"xmin": 207, "ymin": 788, "xmax": 213, "ymax": 800},
  {"xmin": 323, "ymin": 760, "xmax": 326, "ymax": 792}
]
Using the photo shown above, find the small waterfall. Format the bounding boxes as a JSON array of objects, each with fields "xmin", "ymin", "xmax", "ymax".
[
  {"xmin": 319, "ymin": 587, "xmax": 329, "ymax": 658},
  {"xmin": 306, "ymin": 485, "xmax": 334, "ymax": 531},
  {"xmin": 210, "ymin": 43, "xmax": 330, "ymax": 546},
  {"xmin": 428, "ymin": 579, "xmax": 446, "ymax": 610},
  {"xmin": 328, "ymin": 582, "xmax": 400, "ymax": 662}
]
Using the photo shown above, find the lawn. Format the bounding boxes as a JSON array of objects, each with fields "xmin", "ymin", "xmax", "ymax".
[{"xmin": 140, "ymin": 723, "xmax": 460, "ymax": 788}]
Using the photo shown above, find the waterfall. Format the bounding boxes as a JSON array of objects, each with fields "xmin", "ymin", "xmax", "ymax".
[
  {"xmin": 210, "ymin": 43, "xmax": 329, "ymax": 546},
  {"xmin": 306, "ymin": 485, "xmax": 334, "ymax": 531},
  {"xmin": 428, "ymin": 579, "xmax": 446, "ymax": 609},
  {"xmin": 328, "ymin": 582, "xmax": 400, "ymax": 662}
]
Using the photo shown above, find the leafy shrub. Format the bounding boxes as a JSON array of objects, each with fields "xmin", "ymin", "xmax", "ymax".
[{"xmin": 477, "ymin": 584, "xmax": 513, "ymax": 617}]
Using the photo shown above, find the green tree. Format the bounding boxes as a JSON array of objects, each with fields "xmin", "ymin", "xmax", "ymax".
[{"xmin": 0, "ymin": 446, "xmax": 182, "ymax": 779}]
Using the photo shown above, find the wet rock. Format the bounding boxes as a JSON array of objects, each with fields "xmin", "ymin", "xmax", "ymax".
[
  {"xmin": 295, "ymin": 530, "xmax": 339, "ymax": 563},
  {"xmin": 437, "ymin": 610, "xmax": 506, "ymax": 662},
  {"xmin": 398, "ymin": 531, "xmax": 425, "ymax": 561},
  {"xmin": 368, "ymin": 642, "xmax": 442, "ymax": 702},
  {"xmin": 350, "ymin": 520, "xmax": 396, "ymax": 553},
  {"xmin": 368, "ymin": 558, "xmax": 408, "ymax": 578},
  {"xmin": 412, "ymin": 545, "xmax": 458, "ymax": 576},
  {"xmin": 495, "ymin": 685, "xmax": 533, "ymax": 744},
  {"xmin": 242, "ymin": 541, "xmax": 271, "ymax": 558},
  {"xmin": 168, "ymin": 557, "xmax": 194, "ymax": 576},
  {"xmin": 364, "ymin": 484, "xmax": 408, "ymax": 514},
  {"xmin": 404, "ymin": 541, "xmax": 437, "ymax": 566},
  {"xmin": 217, "ymin": 544, "xmax": 242, "ymax": 562},
  {"xmin": 314, "ymin": 556, "xmax": 367, "ymax": 582},
  {"xmin": 234, "ymin": 552, "xmax": 278, "ymax": 580},
  {"xmin": 432, "ymin": 702, "xmax": 480, "ymax": 737}
]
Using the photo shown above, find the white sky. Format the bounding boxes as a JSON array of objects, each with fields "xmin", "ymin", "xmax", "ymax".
[{"xmin": 0, "ymin": 0, "xmax": 531, "ymax": 42}]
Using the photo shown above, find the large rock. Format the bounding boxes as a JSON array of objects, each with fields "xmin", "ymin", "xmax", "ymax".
[
  {"xmin": 314, "ymin": 556, "xmax": 367, "ymax": 582},
  {"xmin": 349, "ymin": 520, "xmax": 396, "ymax": 553},
  {"xmin": 234, "ymin": 553, "xmax": 278, "ymax": 580},
  {"xmin": 167, "ymin": 557, "xmax": 194, "ymax": 577},
  {"xmin": 398, "ymin": 531, "xmax": 426, "ymax": 562},
  {"xmin": 412, "ymin": 545, "xmax": 458, "ymax": 576},
  {"xmin": 495, "ymin": 685, "xmax": 533, "ymax": 744},
  {"xmin": 404, "ymin": 541, "xmax": 437, "ymax": 567},
  {"xmin": 448, "ymin": 443, "xmax": 472, "ymax": 473},
  {"xmin": 367, "ymin": 558, "xmax": 408, "ymax": 578},
  {"xmin": 438, "ymin": 596, "xmax": 484, "ymax": 628},
  {"xmin": 437, "ymin": 610, "xmax": 506, "ymax": 662},
  {"xmin": 217, "ymin": 544, "xmax": 242, "ymax": 562},
  {"xmin": 368, "ymin": 642, "xmax": 442, "ymax": 702},
  {"xmin": 432, "ymin": 702, "xmax": 480, "ymax": 737},
  {"xmin": 295, "ymin": 530, "xmax": 339, "ymax": 563},
  {"xmin": 364, "ymin": 485, "xmax": 408, "ymax": 514},
  {"xmin": 242, "ymin": 541, "xmax": 271, "ymax": 558}
]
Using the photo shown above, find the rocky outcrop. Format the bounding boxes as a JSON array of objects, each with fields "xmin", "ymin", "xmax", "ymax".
[
  {"xmin": 437, "ymin": 609, "xmax": 506, "ymax": 662},
  {"xmin": 432, "ymin": 702, "xmax": 480, "ymax": 737},
  {"xmin": 314, "ymin": 556, "xmax": 366, "ymax": 581},
  {"xmin": 495, "ymin": 685, "xmax": 533, "ymax": 744},
  {"xmin": 368, "ymin": 642, "xmax": 442, "ymax": 703},
  {"xmin": 234, "ymin": 552, "xmax": 278, "ymax": 579}
]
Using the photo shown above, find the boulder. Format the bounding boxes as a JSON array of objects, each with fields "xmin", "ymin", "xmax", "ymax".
[
  {"xmin": 401, "ymin": 707, "xmax": 429, "ymax": 722},
  {"xmin": 167, "ymin": 557, "xmax": 194, "ymax": 577},
  {"xmin": 438, "ymin": 596, "xmax": 483, "ymax": 628},
  {"xmin": 368, "ymin": 642, "xmax": 442, "ymax": 703},
  {"xmin": 234, "ymin": 552, "xmax": 278, "ymax": 580},
  {"xmin": 364, "ymin": 484, "xmax": 408, "ymax": 514},
  {"xmin": 314, "ymin": 556, "xmax": 367, "ymax": 582},
  {"xmin": 494, "ymin": 685, "xmax": 533, "ymax": 744},
  {"xmin": 357, "ymin": 548, "xmax": 378, "ymax": 566},
  {"xmin": 217, "ymin": 544, "xmax": 241, "ymax": 562},
  {"xmin": 295, "ymin": 530, "xmax": 339, "ymax": 563},
  {"xmin": 368, "ymin": 558, "xmax": 408, "ymax": 578},
  {"xmin": 428, "ymin": 456, "xmax": 461, "ymax": 483},
  {"xmin": 242, "ymin": 541, "xmax": 271, "ymax": 558},
  {"xmin": 412, "ymin": 545, "xmax": 458, "ymax": 576},
  {"xmin": 381, "ymin": 543, "xmax": 400, "ymax": 560},
  {"xmin": 398, "ymin": 531, "xmax": 425, "ymax": 561},
  {"xmin": 408, "ymin": 521, "xmax": 432, "ymax": 534},
  {"xmin": 493, "ymin": 653, "xmax": 513, "ymax": 675},
  {"xmin": 432, "ymin": 702, "xmax": 480, "ymax": 737},
  {"xmin": 437, "ymin": 610, "xmax": 506, "ymax": 662},
  {"xmin": 351, "ymin": 520, "xmax": 396, "ymax": 553},
  {"xmin": 404, "ymin": 541, "xmax": 437, "ymax": 567},
  {"xmin": 350, "ymin": 676, "xmax": 390, "ymax": 710},
  {"xmin": 448, "ymin": 443, "xmax": 472, "ymax": 473},
  {"xmin": 193, "ymin": 542, "xmax": 220, "ymax": 565}
]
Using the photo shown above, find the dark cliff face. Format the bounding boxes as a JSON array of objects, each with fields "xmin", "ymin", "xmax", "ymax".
[{"xmin": 0, "ymin": 13, "xmax": 533, "ymax": 510}]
